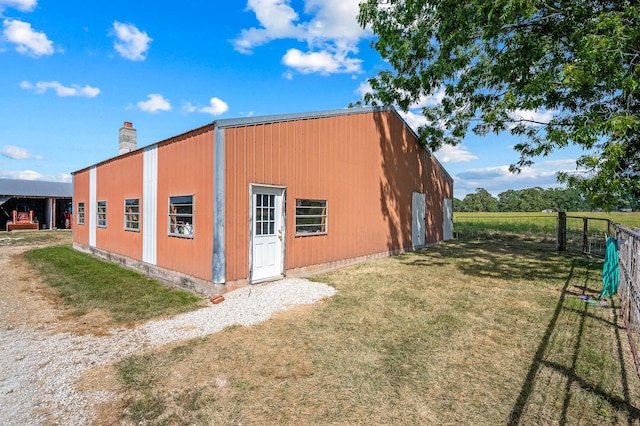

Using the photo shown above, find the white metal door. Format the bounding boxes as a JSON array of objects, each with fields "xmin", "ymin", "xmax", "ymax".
[
  {"xmin": 443, "ymin": 198, "xmax": 453, "ymax": 241},
  {"xmin": 251, "ymin": 186, "xmax": 285, "ymax": 282},
  {"xmin": 412, "ymin": 192, "xmax": 426, "ymax": 247}
]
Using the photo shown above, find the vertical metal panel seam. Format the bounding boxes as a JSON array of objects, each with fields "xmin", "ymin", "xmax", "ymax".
[
  {"xmin": 71, "ymin": 175, "xmax": 75, "ymax": 240},
  {"xmin": 143, "ymin": 146, "xmax": 158, "ymax": 264},
  {"xmin": 212, "ymin": 125, "xmax": 225, "ymax": 283},
  {"xmin": 89, "ymin": 167, "xmax": 96, "ymax": 247}
]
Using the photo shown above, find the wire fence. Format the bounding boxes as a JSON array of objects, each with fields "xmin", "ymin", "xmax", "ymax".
[
  {"xmin": 616, "ymin": 225, "xmax": 640, "ymax": 381},
  {"xmin": 452, "ymin": 214, "xmax": 558, "ymax": 243},
  {"xmin": 559, "ymin": 213, "xmax": 615, "ymax": 258},
  {"xmin": 452, "ymin": 213, "xmax": 615, "ymax": 257},
  {"xmin": 453, "ymin": 212, "xmax": 640, "ymax": 380}
]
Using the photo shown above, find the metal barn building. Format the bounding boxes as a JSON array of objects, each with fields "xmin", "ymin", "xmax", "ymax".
[
  {"xmin": 72, "ymin": 107, "xmax": 454, "ymax": 295},
  {"xmin": 0, "ymin": 178, "xmax": 73, "ymax": 231}
]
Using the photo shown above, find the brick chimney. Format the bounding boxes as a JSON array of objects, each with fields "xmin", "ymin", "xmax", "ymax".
[{"xmin": 119, "ymin": 121, "xmax": 137, "ymax": 154}]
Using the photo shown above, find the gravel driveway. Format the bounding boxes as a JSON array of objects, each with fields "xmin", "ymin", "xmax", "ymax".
[{"xmin": 0, "ymin": 242, "xmax": 337, "ymax": 425}]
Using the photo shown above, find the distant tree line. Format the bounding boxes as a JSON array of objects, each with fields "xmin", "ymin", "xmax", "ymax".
[{"xmin": 453, "ymin": 187, "xmax": 640, "ymax": 213}]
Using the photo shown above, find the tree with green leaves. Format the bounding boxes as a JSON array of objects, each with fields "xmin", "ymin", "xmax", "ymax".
[
  {"xmin": 357, "ymin": 0, "xmax": 640, "ymax": 209},
  {"xmin": 453, "ymin": 197, "xmax": 466, "ymax": 212},
  {"xmin": 462, "ymin": 188, "xmax": 499, "ymax": 212},
  {"xmin": 497, "ymin": 189, "xmax": 522, "ymax": 212}
]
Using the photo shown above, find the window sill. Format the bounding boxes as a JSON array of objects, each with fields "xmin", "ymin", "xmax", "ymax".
[
  {"xmin": 295, "ymin": 232, "xmax": 327, "ymax": 237},
  {"xmin": 168, "ymin": 233, "xmax": 194, "ymax": 239}
]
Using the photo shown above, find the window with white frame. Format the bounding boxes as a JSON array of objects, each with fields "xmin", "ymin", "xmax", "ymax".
[
  {"xmin": 77, "ymin": 202, "xmax": 85, "ymax": 225},
  {"xmin": 97, "ymin": 201, "xmax": 107, "ymax": 228},
  {"xmin": 255, "ymin": 193, "xmax": 276, "ymax": 236},
  {"xmin": 295, "ymin": 199, "xmax": 327, "ymax": 235},
  {"xmin": 124, "ymin": 198, "xmax": 140, "ymax": 231},
  {"xmin": 168, "ymin": 195, "xmax": 193, "ymax": 237}
]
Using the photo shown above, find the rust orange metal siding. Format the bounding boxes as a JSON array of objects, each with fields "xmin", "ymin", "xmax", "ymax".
[
  {"xmin": 95, "ymin": 153, "xmax": 144, "ymax": 259},
  {"xmin": 72, "ymin": 109, "xmax": 452, "ymax": 288},
  {"xmin": 72, "ymin": 170, "xmax": 90, "ymax": 246},
  {"xmin": 155, "ymin": 126, "xmax": 214, "ymax": 281},
  {"xmin": 425, "ymin": 153, "xmax": 453, "ymax": 243},
  {"xmin": 223, "ymin": 109, "xmax": 451, "ymax": 282}
]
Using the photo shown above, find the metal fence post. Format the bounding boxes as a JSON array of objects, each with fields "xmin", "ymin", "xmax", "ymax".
[
  {"xmin": 583, "ymin": 217, "xmax": 589, "ymax": 254},
  {"xmin": 557, "ymin": 212, "xmax": 566, "ymax": 251}
]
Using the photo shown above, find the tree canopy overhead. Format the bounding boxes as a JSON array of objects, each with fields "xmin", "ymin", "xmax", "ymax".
[{"xmin": 357, "ymin": 0, "xmax": 640, "ymax": 209}]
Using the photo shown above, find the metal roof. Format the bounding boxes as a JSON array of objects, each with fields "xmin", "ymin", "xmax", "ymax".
[
  {"xmin": 0, "ymin": 178, "xmax": 72, "ymax": 198},
  {"xmin": 71, "ymin": 106, "xmax": 453, "ymax": 183},
  {"xmin": 214, "ymin": 106, "xmax": 394, "ymax": 128},
  {"xmin": 72, "ymin": 106, "xmax": 395, "ymax": 175}
]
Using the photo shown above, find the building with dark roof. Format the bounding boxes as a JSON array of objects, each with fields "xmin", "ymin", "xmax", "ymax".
[{"xmin": 0, "ymin": 178, "xmax": 73, "ymax": 231}]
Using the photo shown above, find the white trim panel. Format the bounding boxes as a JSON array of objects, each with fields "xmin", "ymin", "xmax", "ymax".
[
  {"xmin": 412, "ymin": 192, "xmax": 426, "ymax": 247},
  {"xmin": 212, "ymin": 126, "xmax": 225, "ymax": 283},
  {"xmin": 143, "ymin": 146, "xmax": 158, "ymax": 265},
  {"xmin": 443, "ymin": 198, "xmax": 453, "ymax": 241},
  {"xmin": 89, "ymin": 167, "xmax": 97, "ymax": 247}
]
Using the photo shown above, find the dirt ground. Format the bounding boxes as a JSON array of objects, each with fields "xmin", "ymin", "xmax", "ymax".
[
  {"xmin": 0, "ymin": 233, "xmax": 164, "ymax": 425},
  {"xmin": 0, "ymin": 233, "xmax": 114, "ymax": 336},
  {"xmin": 0, "ymin": 233, "xmax": 150, "ymax": 424},
  {"xmin": 0, "ymin": 232, "xmax": 327, "ymax": 425}
]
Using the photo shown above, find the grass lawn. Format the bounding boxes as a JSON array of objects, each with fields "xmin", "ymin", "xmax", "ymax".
[
  {"xmin": 0, "ymin": 230, "xmax": 73, "ymax": 247},
  {"xmin": 454, "ymin": 211, "xmax": 640, "ymax": 232},
  {"xmin": 452, "ymin": 213, "xmax": 640, "ymax": 257},
  {"xmin": 107, "ymin": 239, "xmax": 640, "ymax": 425},
  {"xmin": 23, "ymin": 242, "xmax": 207, "ymax": 324}
]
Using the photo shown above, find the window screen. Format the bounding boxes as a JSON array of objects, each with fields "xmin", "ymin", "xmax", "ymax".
[
  {"xmin": 97, "ymin": 201, "xmax": 107, "ymax": 228},
  {"xmin": 125, "ymin": 198, "xmax": 140, "ymax": 231},
  {"xmin": 169, "ymin": 195, "xmax": 194, "ymax": 237},
  {"xmin": 295, "ymin": 199, "xmax": 327, "ymax": 235}
]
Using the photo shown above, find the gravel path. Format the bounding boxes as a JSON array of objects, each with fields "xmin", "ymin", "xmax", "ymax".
[{"xmin": 0, "ymin": 275, "xmax": 337, "ymax": 425}]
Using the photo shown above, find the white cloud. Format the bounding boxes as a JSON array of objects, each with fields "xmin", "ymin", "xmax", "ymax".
[
  {"xmin": 0, "ymin": 0, "xmax": 36, "ymax": 12},
  {"xmin": 20, "ymin": 80, "xmax": 100, "ymax": 97},
  {"xmin": 508, "ymin": 108, "xmax": 555, "ymax": 127},
  {"xmin": 453, "ymin": 159, "xmax": 583, "ymax": 198},
  {"xmin": 233, "ymin": 0, "xmax": 305, "ymax": 53},
  {"xmin": 111, "ymin": 21, "xmax": 152, "ymax": 61},
  {"xmin": 355, "ymin": 80, "xmax": 372, "ymax": 98},
  {"xmin": 199, "ymin": 97, "xmax": 229, "ymax": 116},
  {"xmin": 537, "ymin": 159, "xmax": 580, "ymax": 169},
  {"xmin": 2, "ymin": 19, "xmax": 53, "ymax": 57},
  {"xmin": 0, "ymin": 170, "xmax": 70, "ymax": 182},
  {"xmin": 234, "ymin": 0, "xmax": 369, "ymax": 75},
  {"xmin": 398, "ymin": 110, "xmax": 429, "ymax": 131},
  {"xmin": 413, "ymin": 89, "xmax": 446, "ymax": 109},
  {"xmin": 182, "ymin": 101, "xmax": 197, "ymax": 113},
  {"xmin": 283, "ymin": 48, "xmax": 362, "ymax": 74},
  {"xmin": 356, "ymin": 80, "xmax": 446, "ymax": 113},
  {"xmin": 305, "ymin": 0, "xmax": 368, "ymax": 41},
  {"xmin": 2, "ymin": 145, "xmax": 43, "ymax": 160},
  {"xmin": 182, "ymin": 98, "xmax": 230, "ymax": 116},
  {"xmin": 137, "ymin": 94, "xmax": 171, "ymax": 112},
  {"xmin": 434, "ymin": 144, "xmax": 478, "ymax": 163}
]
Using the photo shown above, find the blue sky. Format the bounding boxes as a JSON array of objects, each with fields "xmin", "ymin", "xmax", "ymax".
[{"xmin": 0, "ymin": 0, "xmax": 589, "ymax": 199}]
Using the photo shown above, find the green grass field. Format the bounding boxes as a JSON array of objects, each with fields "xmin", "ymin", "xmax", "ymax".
[
  {"xmin": 11, "ymin": 228, "xmax": 640, "ymax": 424},
  {"xmin": 454, "ymin": 211, "xmax": 640, "ymax": 229},
  {"xmin": 452, "ymin": 212, "xmax": 640, "ymax": 255},
  {"xmin": 24, "ymin": 244, "xmax": 206, "ymax": 324},
  {"xmin": 109, "ymin": 239, "xmax": 640, "ymax": 425}
]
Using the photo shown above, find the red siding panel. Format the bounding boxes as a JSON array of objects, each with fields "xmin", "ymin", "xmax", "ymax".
[
  {"xmin": 72, "ymin": 109, "xmax": 451, "ymax": 290},
  {"xmin": 155, "ymin": 126, "xmax": 214, "ymax": 281},
  {"xmin": 72, "ymin": 170, "xmax": 90, "ymax": 246},
  {"xmin": 95, "ymin": 153, "xmax": 144, "ymax": 259},
  {"xmin": 223, "ymin": 110, "xmax": 451, "ymax": 282}
]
